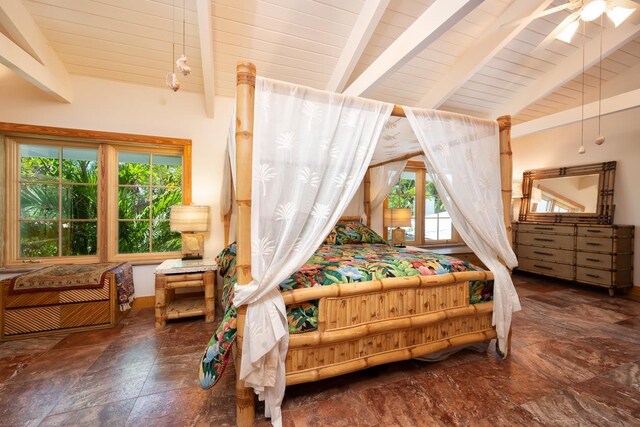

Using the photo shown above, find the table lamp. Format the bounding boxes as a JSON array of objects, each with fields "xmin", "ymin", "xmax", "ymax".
[
  {"xmin": 384, "ymin": 208, "xmax": 412, "ymax": 247},
  {"xmin": 170, "ymin": 205, "xmax": 209, "ymax": 260}
]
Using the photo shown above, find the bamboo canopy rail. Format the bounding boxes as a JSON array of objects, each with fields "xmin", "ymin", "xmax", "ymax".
[{"xmin": 232, "ymin": 60, "xmax": 513, "ymax": 427}]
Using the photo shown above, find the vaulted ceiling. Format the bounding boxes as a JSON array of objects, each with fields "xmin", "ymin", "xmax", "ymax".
[{"xmin": 2, "ymin": 0, "xmax": 640, "ymax": 134}]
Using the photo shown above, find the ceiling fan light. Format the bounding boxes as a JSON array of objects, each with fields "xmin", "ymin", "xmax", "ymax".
[
  {"xmin": 606, "ymin": 6, "xmax": 635, "ymax": 27},
  {"xmin": 581, "ymin": 0, "xmax": 607, "ymax": 21},
  {"xmin": 556, "ymin": 20, "xmax": 580, "ymax": 43}
]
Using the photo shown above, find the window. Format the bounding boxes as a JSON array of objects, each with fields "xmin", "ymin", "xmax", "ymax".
[
  {"xmin": 424, "ymin": 175, "xmax": 451, "ymax": 241},
  {"xmin": 2, "ymin": 124, "xmax": 191, "ymax": 266},
  {"xmin": 117, "ymin": 152, "xmax": 182, "ymax": 254},
  {"xmin": 385, "ymin": 163, "xmax": 459, "ymax": 246},
  {"xmin": 18, "ymin": 144, "xmax": 98, "ymax": 258}
]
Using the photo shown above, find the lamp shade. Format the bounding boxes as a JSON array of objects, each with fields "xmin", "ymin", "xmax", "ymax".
[
  {"xmin": 170, "ymin": 205, "xmax": 209, "ymax": 232},
  {"xmin": 384, "ymin": 208, "xmax": 412, "ymax": 228}
]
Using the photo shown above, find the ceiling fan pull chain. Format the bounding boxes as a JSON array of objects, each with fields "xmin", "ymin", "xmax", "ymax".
[
  {"xmin": 579, "ymin": 20, "xmax": 586, "ymax": 154},
  {"xmin": 596, "ymin": 13, "xmax": 605, "ymax": 145}
]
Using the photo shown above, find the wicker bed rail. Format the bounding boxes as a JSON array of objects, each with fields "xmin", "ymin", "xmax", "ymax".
[{"xmin": 281, "ymin": 270, "xmax": 493, "ymax": 305}]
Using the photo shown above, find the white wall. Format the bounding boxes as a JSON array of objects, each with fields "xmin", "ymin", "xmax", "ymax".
[
  {"xmin": 0, "ymin": 73, "xmax": 234, "ymax": 296},
  {"xmin": 513, "ymin": 106, "xmax": 640, "ymax": 286}
]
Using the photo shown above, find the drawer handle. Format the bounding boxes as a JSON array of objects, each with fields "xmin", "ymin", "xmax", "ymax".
[
  {"xmin": 586, "ymin": 273, "xmax": 600, "ymax": 279},
  {"xmin": 534, "ymin": 227, "xmax": 554, "ymax": 230},
  {"xmin": 586, "ymin": 229, "xmax": 601, "ymax": 233},
  {"xmin": 585, "ymin": 258, "xmax": 601, "ymax": 262},
  {"xmin": 586, "ymin": 242, "xmax": 601, "ymax": 246},
  {"xmin": 533, "ymin": 251, "xmax": 553, "ymax": 256},
  {"xmin": 534, "ymin": 238, "xmax": 554, "ymax": 242},
  {"xmin": 534, "ymin": 264, "xmax": 553, "ymax": 270}
]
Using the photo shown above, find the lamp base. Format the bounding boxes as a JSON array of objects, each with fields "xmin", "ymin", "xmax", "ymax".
[
  {"xmin": 181, "ymin": 232, "xmax": 205, "ymax": 260},
  {"xmin": 391, "ymin": 227, "xmax": 406, "ymax": 247},
  {"xmin": 181, "ymin": 255, "xmax": 203, "ymax": 261}
]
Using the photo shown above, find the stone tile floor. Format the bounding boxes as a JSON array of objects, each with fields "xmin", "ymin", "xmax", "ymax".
[{"xmin": 1, "ymin": 273, "xmax": 639, "ymax": 426}]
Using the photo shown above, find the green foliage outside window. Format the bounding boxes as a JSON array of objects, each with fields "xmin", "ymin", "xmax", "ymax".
[
  {"xmin": 18, "ymin": 144, "xmax": 183, "ymax": 258},
  {"xmin": 19, "ymin": 146, "xmax": 99, "ymax": 257},
  {"xmin": 117, "ymin": 152, "xmax": 182, "ymax": 254}
]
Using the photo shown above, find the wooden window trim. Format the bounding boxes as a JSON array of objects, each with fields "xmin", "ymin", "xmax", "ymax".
[
  {"xmin": 385, "ymin": 162, "xmax": 461, "ymax": 246},
  {"xmin": 1, "ymin": 122, "xmax": 192, "ymax": 267}
]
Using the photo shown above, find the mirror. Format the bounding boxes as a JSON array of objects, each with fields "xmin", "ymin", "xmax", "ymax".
[{"xmin": 519, "ymin": 162, "xmax": 616, "ymax": 224}]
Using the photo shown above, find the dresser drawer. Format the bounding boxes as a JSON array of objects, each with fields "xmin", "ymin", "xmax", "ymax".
[
  {"xmin": 575, "ymin": 267, "xmax": 612, "ymax": 287},
  {"xmin": 517, "ymin": 258, "xmax": 574, "ymax": 280},
  {"xmin": 576, "ymin": 252, "xmax": 613, "ymax": 269},
  {"xmin": 576, "ymin": 236, "xmax": 633, "ymax": 253},
  {"xmin": 517, "ymin": 233, "xmax": 575, "ymax": 250},
  {"xmin": 577, "ymin": 225, "xmax": 634, "ymax": 238},
  {"xmin": 517, "ymin": 223, "xmax": 575, "ymax": 235},
  {"xmin": 517, "ymin": 245, "xmax": 574, "ymax": 264},
  {"xmin": 577, "ymin": 226, "xmax": 614, "ymax": 238}
]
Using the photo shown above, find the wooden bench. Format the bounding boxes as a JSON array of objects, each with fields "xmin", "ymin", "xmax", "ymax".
[{"xmin": 0, "ymin": 268, "xmax": 130, "ymax": 340}]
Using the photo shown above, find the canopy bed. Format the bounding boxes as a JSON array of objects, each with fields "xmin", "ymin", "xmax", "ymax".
[{"xmin": 202, "ymin": 62, "xmax": 520, "ymax": 427}]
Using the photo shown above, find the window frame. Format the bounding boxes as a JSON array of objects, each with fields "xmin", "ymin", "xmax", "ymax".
[
  {"xmin": 1, "ymin": 122, "xmax": 192, "ymax": 267},
  {"xmin": 384, "ymin": 161, "xmax": 461, "ymax": 246}
]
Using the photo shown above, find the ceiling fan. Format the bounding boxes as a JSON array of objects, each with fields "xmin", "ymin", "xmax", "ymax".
[{"xmin": 505, "ymin": 0, "xmax": 638, "ymax": 51}]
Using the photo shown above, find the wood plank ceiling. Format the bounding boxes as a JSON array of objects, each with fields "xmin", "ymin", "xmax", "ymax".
[{"xmin": 12, "ymin": 0, "xmax": 640, "ymax": 124}]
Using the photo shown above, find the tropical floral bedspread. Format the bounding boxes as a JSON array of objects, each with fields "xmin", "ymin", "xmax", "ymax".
[{"xmin": 199, "ymin": 242, "xmax": 493, "ymax": 389}]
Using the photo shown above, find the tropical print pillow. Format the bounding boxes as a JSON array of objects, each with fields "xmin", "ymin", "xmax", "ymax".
[{"xmin": 324, "ymin": 222, "xmax": 388, "ymax": 245}]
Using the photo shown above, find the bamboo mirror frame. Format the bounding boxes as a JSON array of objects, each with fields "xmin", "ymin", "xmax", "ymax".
[{"xmin": 519, "ymin": 161, "xmax": 616, "ymax": 224}]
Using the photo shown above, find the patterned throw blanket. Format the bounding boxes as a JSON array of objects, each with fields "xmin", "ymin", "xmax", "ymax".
[
  {"xmin": 199, "ymin": 242, "xmax": 493, "ymax": 389},
  {"xmin": 110, "ymin": 263, "xmax": 136, "ymax": 312},
  {"xmin": 10, "ymin": 262, "xmax": 135, "ymax": 312}
]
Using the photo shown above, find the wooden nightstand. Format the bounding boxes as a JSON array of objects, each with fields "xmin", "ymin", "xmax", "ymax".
[{"xmin": 154, "ymin": 258, "xmax": 217, "ymax": 330}]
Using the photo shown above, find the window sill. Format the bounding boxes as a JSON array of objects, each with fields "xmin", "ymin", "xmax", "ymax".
[{"xmin": 412, "ymin": 242, "xmax": 466, "ymax": 249}]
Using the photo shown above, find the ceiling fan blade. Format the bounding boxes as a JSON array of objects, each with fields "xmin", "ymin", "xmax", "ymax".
[
  {"xmin": 611, "ymin": 0, "xmax": 640, "ymax": 24},
  {"xmin": 499, "ymin": 3, "xmax": 573, "ymax": 29},
  {"xmin": 612, "ymin": 0, "xmax": 639, "ymax": 10},
  {"xmin": 533, "ymin": 11, "xmax": 581, "ymax": 54}
]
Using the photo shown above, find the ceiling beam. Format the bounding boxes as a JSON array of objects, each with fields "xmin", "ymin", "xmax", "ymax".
[
  {"xmin": 326, "ymin": 0, "xmax": 390, "ymax": 93},
  {"xmin": 493, "ymin": 23, "xmax": 640, "ymax": 118},
  {"xmin": 0, "ymin": 0, "xmax": 72, "ymax": 102},
  {"xmin": 416, "ymin": 0, "xmax": 554, "ymax": 109},
  {"xmin": 512, "ymin": 88, "xmax": 640, "ymax": 138},
  {"xmin": 196, "ymin": 0, "xmax": 215, "ymax": 118},
  {"xmin": 342, "ymin": 0, "xmax": 482, "ymax": 97}
]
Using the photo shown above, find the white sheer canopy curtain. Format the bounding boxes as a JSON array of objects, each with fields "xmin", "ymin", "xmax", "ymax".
[
  {"xmin": 369, "ymin": 159, "xmax": 409, "ymax": 211},
  {"xmin": 233, "ymin": 77, "xmax": 392, "ymax": 426},
  {"xmin": 404, "ymin": 108, "xmax": 520, "ymax": 357}
]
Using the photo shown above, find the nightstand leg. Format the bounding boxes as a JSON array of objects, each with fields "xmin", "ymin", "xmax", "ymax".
[
  {"xmin": 155, "ymin": 275, "xmax": 167, "ymax": 330},
  {"xmin": 204, "ymin": 270, "xmax": 215, "ymax": 323}
]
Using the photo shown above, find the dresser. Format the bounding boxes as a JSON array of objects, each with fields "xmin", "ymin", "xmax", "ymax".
[{"xmin": 513, "ymin": 222, "xmax": 634, "ymax": 296}]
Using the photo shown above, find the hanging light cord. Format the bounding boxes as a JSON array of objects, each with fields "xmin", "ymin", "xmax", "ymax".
[
  {"xmin": 182, "ymin": 0, "xmax": 186, "ymax": 55},
  {"xmin": 581, "ymin": 20, "xmax": 586, "ymax": 150},
  {"xmin": 598, "ymin": 14, "xmax": 603, "ymax": 137},
  {"xmin": 172, "ymin": 0, "xmax": 176, "ymax": 71}
]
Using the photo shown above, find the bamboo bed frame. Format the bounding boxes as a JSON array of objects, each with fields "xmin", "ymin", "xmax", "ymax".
[{"xmin": 232, "ymin": 61, "xmax": 513, "ymax": 426}]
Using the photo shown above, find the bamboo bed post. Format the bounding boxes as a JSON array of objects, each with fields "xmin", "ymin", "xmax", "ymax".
[
  {"xmin": 498, "ymin": 115, "xmax": 513, "ymax": 247},
  {"xmin": 497, "ymin": 114, "xmax": 514, "ymax": 355},
  {"xmin": 364, "ymin": 169, "xmax": 371, "ymax": 227},
  {"xmin": 235, "ymin": 61, "xmax": 256, "ymax": 427},
  {"xmin": 223, "ymin": 173, "xmax": 232, "ymax": 246}
]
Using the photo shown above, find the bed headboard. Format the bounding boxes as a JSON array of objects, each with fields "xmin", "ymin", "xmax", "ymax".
[{"xmin": 338, "ymin": 216, "xmax": 362, "ymax": 223}]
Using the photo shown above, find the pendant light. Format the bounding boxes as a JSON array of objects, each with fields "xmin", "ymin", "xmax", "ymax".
[
  {"xmin": 166, "ymin": 0, "xmax": 180, "ymax": 91},
  {"xmin": 176, "ymin": 0, "xmax": 191, "ymax": 76}
]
